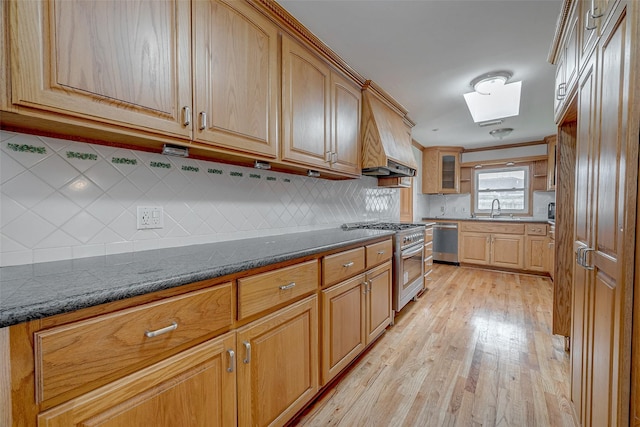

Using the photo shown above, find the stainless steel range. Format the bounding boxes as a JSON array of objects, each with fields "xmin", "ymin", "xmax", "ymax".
[{"xmin": 342, "ymin": 222, "xmax": 425, "ymax": 316}]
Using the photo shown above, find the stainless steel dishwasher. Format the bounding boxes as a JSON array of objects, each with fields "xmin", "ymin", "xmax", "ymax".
[{"xmin": 432, "ymin": 222, "xmax": 458, "ymax": 263}]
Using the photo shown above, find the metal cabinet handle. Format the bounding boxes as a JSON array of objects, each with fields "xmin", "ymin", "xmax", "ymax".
[
  {"xmin": 279, "ymin": 282, "xmax": 296, "ymax": 290},
  {"xmin": 182, "ymin": 106, "xmax": 191, "ymax": 127},
  {"xmin": 362, "ymin": 282, "xmax": 368, "ymax": 294},
  {"xmin": 582, "ymin": 248, "xmax": 595, "ymax": 270},
  {"xmin": 590, "ymin": 0, "xmax": 603, "ymax": 18},
  {"xmin": 331, "ymin": 152, "xmax": 338, "ymax": 164},
  {"xmin": 227, "ymin": 349, "xmax": 235, "ymax": 373},
  {"xmin": 144, "ymin": 321, "xmax": 178, "ymax": 338},
  {"xmin": 556, "ymin": 83, "xmax": 567, "ymax": 100},
  {"xmin": 199, "ymin": 111, "xmax": 207, "ymax": 130},
  {"xmin": 576, "ymin": 246, "xmax": 584, "ymax": 264},
  {"xmin": 585, "ymin": 11, "xmax": 597, "ymax": 30},
  {"xmin": 243, "ymin": 341, "xmax": 251, "ymax": 364},
  {"xmin": 343, "ymin": 261, "xmax": 355, "ymax": 268},
  {"xmin": 325, "ymin": 151, "xmax": 332, "ymax": 163},
  {"xmin": 377, "ymin": 250, "xmax": 386, "ymax": 255}
]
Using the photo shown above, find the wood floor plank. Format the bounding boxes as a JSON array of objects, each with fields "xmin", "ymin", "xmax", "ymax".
[{"xmin": 290, "ymin": 264, "xmax": 575, "ymax": 427}]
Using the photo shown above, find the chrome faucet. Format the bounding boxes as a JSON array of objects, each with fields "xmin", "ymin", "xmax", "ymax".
[{"xmin": 490, "ymin": 199, "xmax": 501, "ymax": 218}]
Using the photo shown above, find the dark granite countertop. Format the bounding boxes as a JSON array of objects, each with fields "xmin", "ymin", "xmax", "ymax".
[
  {"xmin": 0, "ymin": 228, "xmax": 394, "ymax": 328},
  {"xmin": 421, "ymin": 217, "xmax": 551, "ymax": 224}
]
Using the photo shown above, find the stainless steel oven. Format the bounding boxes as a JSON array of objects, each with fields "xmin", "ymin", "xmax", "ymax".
[{"xmin": 342, "ymin": 222, "xmax": 425, "ymax": 316}]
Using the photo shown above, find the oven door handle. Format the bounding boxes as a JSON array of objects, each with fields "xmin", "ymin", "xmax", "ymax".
[{"xmin": 402, "ymin": 244, "xmax": 424, "ymax": 259}]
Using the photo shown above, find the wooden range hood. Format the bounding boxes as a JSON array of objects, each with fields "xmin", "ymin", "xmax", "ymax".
[{"xmin": 360, "ymin": 81, "xmax": 418, "ymax": 182}]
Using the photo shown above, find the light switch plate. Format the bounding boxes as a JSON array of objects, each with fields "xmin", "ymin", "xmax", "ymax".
[{"xmin": 137, "ymin": 206, "xmax": 164, "ymax": 230}]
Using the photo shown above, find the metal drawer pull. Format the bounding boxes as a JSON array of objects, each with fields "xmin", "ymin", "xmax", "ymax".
[
  {"xmin": 582, "ymin": 248, "xmax": 595, "ymax": 270},
  {"xmin": 343, "ymin": 261, "xmax": 355, "ymax": 268},
  {"xmin": 377, "ymin": 250, "xmax": 386, "ymax": 255},
  {"xmin": 144, "ymin": 321, "xmax": 178, "ymax": 338},
  {"xmin": 227, "ymin": 349, "xmax": 235, "ymax": 373},
  {"xmin": 279, "ymin": 282, "xmax": 296, "ymax": 290},
  {"xmin": 243, "ymin": 341, "xmax": 251, "ymax": 364},
  {"xmin": 182, "ymin": 106, "xmax": 191, "ymax": 126},
  {"xmin": 199, "ymin": 111, "xmax": 207, "ymax": 130}
]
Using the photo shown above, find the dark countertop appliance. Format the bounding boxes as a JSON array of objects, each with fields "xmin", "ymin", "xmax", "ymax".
[{"xmin": 548, "ymin": 202, "xmax": 556, "ymax": 220}]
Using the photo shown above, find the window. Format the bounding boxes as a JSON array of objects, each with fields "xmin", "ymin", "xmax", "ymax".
[{"xmin": 474, "ymin": 166, "xmax": 529, "ymax": 214}]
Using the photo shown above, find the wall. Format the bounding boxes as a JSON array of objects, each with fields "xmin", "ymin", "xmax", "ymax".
[{"xmin": 0, "ymin": 131, "xmax": 400, "ymax": 267}]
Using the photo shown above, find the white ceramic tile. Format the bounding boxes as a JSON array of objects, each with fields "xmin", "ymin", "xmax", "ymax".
[
  {"xmin": 32, "ymin": 192, "xmax": 82, "ymax": 227},
  {"xmin": 33, "ymin": 246, "xmax": 74, "ymax": 264},
  {"xmin": 30, "ymin": 153, "xmax": 79, "ymax": 190},
  {"xmin": 0, "ymin": 233, "xmax": 28, "ymax": 252},
  {"xmin": 61, "ymin": 144, "xmax": 99, "ymax": 172},
  {"xmin": 84, "ymin": 161, "xmax": 124, "ymax": 192},
  {"xmin": 107, "ymin": 210, "xmax": 138, "ymax": 240},
  {"xmin": 86, "ymin": 194, "xmax": 125, "ymax": 226},
  {"xmin": 60, "ymin": 176, "xmax": 103, "ymax": 208},
  {"xmin": 3, "ymin": 211, "xmax": 57, "ymax": 248},
  {"xmin": 2, "ymin": 134, "xmax": 51, "ymax": 168},
  {"xmin": 72, "ymin": 244, "xmax": 106, "ymax": 259},
  {"xmin": 1, "ymin": 152, "xmax": 26, "ymax": 184},
  {"xmin": 2, "ymin": 170, "xmax": 56, "ymax": 209},
  {"xmin": 35, "ymin": 229, "xmax": 81, "ymax": 248},
  {"xmin": 0, "ymin": 197, "xmax": 27, "ymax": 225},
  {"xmin": 0, "ymin": 250, "xmax": 33, "ymax": 267},
  {"xmin": 1, "ymin": 132, "xmax": 401, "ymax": 266},
  {"xmin": 60, "ymin": 212, "xmax": 104, "ymax": 244}
]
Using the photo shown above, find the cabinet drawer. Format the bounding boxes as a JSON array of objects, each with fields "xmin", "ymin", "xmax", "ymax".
[
  {"xmin": 35, "ymin": 283, "xmax": 233, "ymax": 404},
  {"xmin": 322, "ymin": 247, "xmax": 365, "ymax": 287},
  {"xmin": 460, "ymin": 222, "xmax": 525, "ymax": 235},
  {"xmin": 238, "ymin": 260, "xmax": 319, "ymax": 320},
  {"xmin": 526, "ymin": 224, "xmax": 547, "ymax": 236},
  {"xmin": 549, "ymin": 225, "xmax": 555, "ymax": 240},
  {"xmin": 424, "ymin": 227, "xmax": 433, "ymax": 243},
  {"xmin": 424, "ymin": 241, "xmax": 433, "ymax": 257},
  {"xmin": 365, "ymin": 239, "xmax": 392, "ymax": 268}
]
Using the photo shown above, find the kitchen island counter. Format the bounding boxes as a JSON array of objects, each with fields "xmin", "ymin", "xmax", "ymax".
[
  {"xmin": 0, "ymin": 228, "xmax": 394, "ymax": 328},
  {"xmin": 421, "ymin": 216, "xmax": 552, "ymax": 224}
]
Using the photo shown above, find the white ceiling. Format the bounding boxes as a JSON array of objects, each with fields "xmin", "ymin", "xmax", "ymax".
[{"xmin": 277, "ymin": 0, "xmax": 562, "ymax": 149}]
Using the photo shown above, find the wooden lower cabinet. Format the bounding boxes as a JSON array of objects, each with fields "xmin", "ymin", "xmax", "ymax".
[
  {"xmin": 321, "ymin": 261, "xmax": 391, "ymax": 385},
  {"xmin": 37, "ymin": 332, "xmax": 237, "ymax": 427},
  {"xmin": 525, "ymin": 235, "xmax": 548, "ymax": 272},
  {"xmin": 491, "ymin": 234, "xmax": 525, "ymax": 269},
  {"xmin": 460, "ymin": 230, "xmax": 526, "ymax": 268},
  {"xmin": 236, "ymin": 295, "xmax": 319, "ymax": 427}
]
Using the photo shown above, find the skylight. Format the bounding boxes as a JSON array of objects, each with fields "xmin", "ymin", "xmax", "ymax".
[{"xmin": 463, "ymin": 81, "xmax": 522, "ymax": 123}]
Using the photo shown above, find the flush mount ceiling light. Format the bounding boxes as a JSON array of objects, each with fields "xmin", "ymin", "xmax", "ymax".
[
  {"xmin": 464, "ymin": 71, "xmax": 521, "ymax": 123},
  {"xmin": 471, "ymin": 71, "xmax": 512, "ymax": 95},
  {"xmin": 489, "ymin": 128, "xmax": 514, "ymax": 139}
]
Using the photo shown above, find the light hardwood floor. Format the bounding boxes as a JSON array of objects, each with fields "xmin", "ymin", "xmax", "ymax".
[{"xmin": 291, "ymin": 264, "xmax": 576, "ymax": 427}]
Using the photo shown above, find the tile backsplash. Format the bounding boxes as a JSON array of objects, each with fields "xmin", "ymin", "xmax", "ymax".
[{"xmin": 0, "ymin": 131, "xmax": 399, "ymax": 266}]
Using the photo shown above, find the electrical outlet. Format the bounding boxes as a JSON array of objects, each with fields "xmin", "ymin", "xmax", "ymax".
[
  {"xmin": 440, "ymin": 206, "xmax": 445, "ymax": 213},
  {"xmin": 137, "ymin": 206, "xmax": 164, "ymax": 230}
]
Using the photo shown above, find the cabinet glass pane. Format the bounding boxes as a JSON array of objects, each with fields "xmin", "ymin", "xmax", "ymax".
[{"xmin": 441, "ymin": 155, "xmax": 456, "ymax": 189}]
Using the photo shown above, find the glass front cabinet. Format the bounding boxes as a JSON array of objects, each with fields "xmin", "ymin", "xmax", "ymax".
[{"xmin": 422, "ymin": 147, "xmax": 463, "ymax": 194}]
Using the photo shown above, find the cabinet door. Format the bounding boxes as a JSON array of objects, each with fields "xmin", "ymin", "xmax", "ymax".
[
  {"xmin": 459, "ymin": 232, "xmax": 490, "ymax": 265},
  {"xmin": 193, "ymin": 0, "xmax": 278, "ymax": 157},
  {"xmin": 10, "ymin": 0, "xmax": 191, "ymax": 138},
  {"xmin": 281, "ymin": 35, "xmax": 331, "ymax": 170},
  {"xmin": 237, "ymin": 295, "xmax": 319, "ymax": 427},
  {"xmin": 572, "ymin": 49, "xmax": 598, "ymax": 426},
  {"xmin": 37, "ymin": 332, "xmax": 237, "ymax": 427},
  {"xmin": 547, "ymin": 239, "xmax": 555, "ymax": 279},
  {"xmin": 330, "ymin": 71, "xmax": 361, "ymax": 175},
  {"xmin": 438, "ymin": 151, "xmax": 460, "ymax": 193},
  {"xmin": 525, "ymin": 236, "xmax": 548, "ymax": 272},
  {"xmin": 365, "ymin": 261, "xmax": 392, "ymax": 345},
  {"xmin": 321, "ymin": 274, "xmax": 366, "ymax": 385},
  {"xmin": 491, "ymin": 234, "xmax": 525, "ymax": 269},
  {"xmin": 588, "ymin": 6, "xmax": 631, "ymax": 426}
]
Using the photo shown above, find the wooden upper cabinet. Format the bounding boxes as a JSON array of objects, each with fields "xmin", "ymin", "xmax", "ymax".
[
  {"xmin": 9, "ymin": 0, "xmax": 192, "ymax": 138},
  {"xmin": 192, "ymin": 0, "xmax": 278, "ymax": 158},
  {"xmin": 281, "ymin": 35, "xmax": 331, "ymax": 170},
  {"xmin": 554, "ymin": 0, "xmax": 579, "ymax": 122},
  {"xmin": 422, "ymin": 147, "xmax": 462, "ymax": 194},
  {"xmin": 329, "ymin": 71, "xmax": 361, "ymax": 176},
  {"xmin": 281, "ymin": 35, "xmax": 361, "ymax": 176}
]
